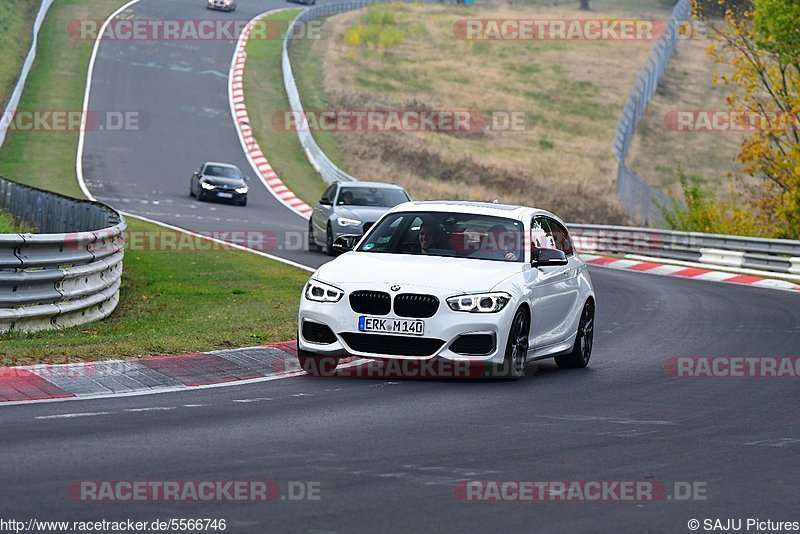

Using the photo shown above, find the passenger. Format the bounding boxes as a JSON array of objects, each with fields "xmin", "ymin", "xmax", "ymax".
[{"xmin": 473, "ymin": 224, "xmax": 520, "ymax": 261}]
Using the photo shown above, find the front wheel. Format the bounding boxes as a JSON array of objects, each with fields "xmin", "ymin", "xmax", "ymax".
[
  {"xmin": 308, "ymin": 219, "xmax": 320, "ymax": 251},
  {"xmin": 326, "ymin": 226, "xmax": 336, "ymax": 256},
  {"xmin": 555, "ymin": 301, "xmax": 594, "ymax": 369},
  {"xmin": 298, "ymin": 354, "xmax": 339, "ymax": 376},
  {"xmin": 496, "ymin": 309, "xmax": 529, "ymax": 379}
]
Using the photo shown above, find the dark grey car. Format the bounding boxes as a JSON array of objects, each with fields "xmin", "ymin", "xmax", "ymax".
[
  {"xmin": 190, "ymin": 162, "xmax": 249, "ymax": 206},
  {"xmin": 309, "ymin": 181, "xmax": 411, "ymax": 255}
]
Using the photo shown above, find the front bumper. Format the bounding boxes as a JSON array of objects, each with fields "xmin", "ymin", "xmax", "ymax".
[
  {"xmin": 298, "ymin": 283, "xmax": 515, "ymax": 365},
  {"xmin": 202, "ymin": 189, "xmax": 247, "ymax": 203}
]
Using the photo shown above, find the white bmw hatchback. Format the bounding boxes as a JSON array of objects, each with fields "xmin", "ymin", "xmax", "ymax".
[{"xmin": 297, "ymin": 201, "xmax": 595, "ymax": 379}]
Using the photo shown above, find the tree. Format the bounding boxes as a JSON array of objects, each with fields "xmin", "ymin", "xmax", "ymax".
[{"xmin": 695, "ymin": 0, "xmax": 800, "ymax": 238}]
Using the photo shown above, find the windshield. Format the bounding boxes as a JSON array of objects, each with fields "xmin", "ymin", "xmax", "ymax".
[
  {"xmin": 336, "ymin": 187, "xmax": 409, "ymax": 207},
  {"xmin": 356, "ymin": 211, "xmax": 524, "ymax": 262},
  {"xmin": 204, "ymin": 165, "xmax": 241, "ymax": 179}
]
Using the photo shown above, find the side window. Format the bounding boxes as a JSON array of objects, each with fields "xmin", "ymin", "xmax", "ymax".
[
  {"xmin": 321, "ymin": 184, "xmax": 336, "ymax": 204},
  {"xmin": 545, "ymin": 218, "xmax": 574, "ymax": 256},
  {"xmin": 531, "ymin": 217, "xmax": 556, "ymax": 250}
]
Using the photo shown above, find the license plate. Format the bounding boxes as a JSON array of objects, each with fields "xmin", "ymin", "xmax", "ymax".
[
  {"xmin": 217, "ymin": 192, "xmax": 233, "ymax": 198},
  {"xmin": 358, "ymin": 316, "xmax": 424, "ymax": 336}
]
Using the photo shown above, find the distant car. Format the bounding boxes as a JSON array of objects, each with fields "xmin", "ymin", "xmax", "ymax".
[
  {"xmin": 297, "ymin": 201, "xmax": 596, "ymax": 379},
  {"xmin": 308, "ymin": 181, "xmax": 411, "ymax": 256},
  {"xmin": 190, "ymin": 162, "xmax": 249, "ymax": 206},
  {"xmin": 287, "ymin": 0, "xmax": 316, "ymax": 5},
  {"xmin": 207, "ymin": 0, "xmax": 236, "ymax": 11}
]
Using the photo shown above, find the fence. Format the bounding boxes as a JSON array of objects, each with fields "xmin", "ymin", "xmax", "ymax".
[
  {"xmin": 0, "ymin": 177, "xmax": 126, "ymax": 332},
  {"xmin": 612, "ymin": 0, "xmax": 692, "ymax": 225}
]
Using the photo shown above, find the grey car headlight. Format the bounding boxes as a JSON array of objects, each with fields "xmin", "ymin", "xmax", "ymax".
[
  {"xmin": 336, "ymin": 217, "xmax": 362, "ymax": 227},
  {"xmin": 305, "ymin": 279, "xmax": 344, "ymax": 303},
  {"xmin": 235, "ymin": 187, "xmax": 248, "ymax": 194},
  {"xmin": 447, "ymin": 292, "xmax": 511, "ymax": 313},
  {"xmin": 200, "ymin": 181, "xmax": 216, "ymax": 190}
]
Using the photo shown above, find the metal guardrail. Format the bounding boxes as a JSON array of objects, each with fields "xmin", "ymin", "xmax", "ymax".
[
  {"xmin": 0, "ymin": 177, "xmax": 126, "ymax": 332},
  {"xmin": 283, "ymin": 0, "xmax": 393, "ymax": 185},
  {"xmin": 613, "ymin": 0, "xmax": 691, "ymax": 225},
  {"xmin": 568, "ymin": 224, "xmax": 800, "ymax": 276}
]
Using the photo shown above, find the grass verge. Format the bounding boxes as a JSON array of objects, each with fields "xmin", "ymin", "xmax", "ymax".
[
  {"xmin": 0, "ymin": 218, "xmax": 310, "ymax": 363},
  {"xmin": 0, "ymin": 0, "xmax": 310, "ymax": 363},
  {"xmin": 282, "ymin": 1, "xmax": 675, "ymax": 223},
  {"xmin": 0, "ymin": 0, "xmax": 40, "ymax": 109},
  {"xmin": 243, "ymin": 10, "xmax": 334, "ymax": 206},
  {"xmin": 0, "ymin": 209, "xmax": 34, "ymax": 234}
]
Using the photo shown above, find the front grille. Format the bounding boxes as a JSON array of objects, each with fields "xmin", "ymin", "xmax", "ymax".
[
  {"xmin": 340, "ymin": 333, "xmax": 444, "ymax": 357},
  {"xmin": 302, "ymin": 321, "xmax": 337, "ymax": 344},
  {"xmin": 349, "ymin": 291, "xmax": 391, "ymax": 315},
  {"xmin": 394, "ymin": 293, "xmax": 439, "ymax": 318},
  {"xmin": 450, "ymin": 334, "xmax": 495, "ymax": 355}
]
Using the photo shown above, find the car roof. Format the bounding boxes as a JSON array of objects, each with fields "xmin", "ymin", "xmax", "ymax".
[
  {"xmin": 203, "ymin": 162, "xmax": 240, "ymax": 169},
  {"xmin": 389, "ymin": 200, "xmax": 566, "ymax": 225},
  {"xmin": 336, "ymin": 181, "xmax": 405, "ymax": 190}
]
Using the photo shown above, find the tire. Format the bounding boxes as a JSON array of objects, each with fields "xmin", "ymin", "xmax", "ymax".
[
  {"xmin": 326, "ymin": 226, "xmax": 336, "ymax": 256},
  {"xmin": 298, "ymin": 354, "xmax": 339, "ymax": 376},
  {"xmin": 308, "ymin": 220, "xmax": 320, "ymax": 252},
  {"xmin": 238, "ymin": 197, "xmax": 247, "ymax": 207},
  {"xmin": 496, "ymin": 308, "xmax": 529, "ymax": 380},
  {"xmin": 189, "ymin": 181, "xmax": 195, "ymax": 198},
  {"xmin": 555, "ymin": 300, "xmax": 594, "ymax": 369}
]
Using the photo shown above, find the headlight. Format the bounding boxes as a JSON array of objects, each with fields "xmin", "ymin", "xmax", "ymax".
[
  {"xmin": 304, "ymin": 279, "xmax": 344, "ymax": 303},
  {"xmin": 447, "ymin": 292, "xmax": 511, "ymax": 313},
  {"xmin": 200, "ymin": 181, "xmax": 216, "ymax": 190},
  {"xmin": 336, "ymin": 217, "xmax": 362, "ymax": 227},
  {"xmin": 235, "ymin": 187, "xmax": 248, "ymax": 194}
]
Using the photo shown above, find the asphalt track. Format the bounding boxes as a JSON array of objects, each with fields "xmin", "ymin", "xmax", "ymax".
[
  {"xmin": 81, "ymin": 0, "xmax": 325, "ymax": 268},
  {"xmin": 3, "ymin": 0, "xmax": 798, "ymax": 532}
]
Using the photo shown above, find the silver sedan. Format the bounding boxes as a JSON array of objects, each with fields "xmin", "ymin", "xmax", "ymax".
[{"xmin": 308, "ymin": 182, "xmax": 411, "ymax": 256}]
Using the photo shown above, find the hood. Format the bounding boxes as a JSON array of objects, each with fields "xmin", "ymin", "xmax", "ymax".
[
  {"xmin": 314, "ymin": 252, "xmax": 523, "ymax": 293},
  {"xmin": 335, "ymin": 206, "xmax": 390, "ymax": 223}
]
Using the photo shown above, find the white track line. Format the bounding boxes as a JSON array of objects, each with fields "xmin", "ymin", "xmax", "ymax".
[{"xmin": 76, "ymin": 0, "xmax": 143, "ymax": 201}]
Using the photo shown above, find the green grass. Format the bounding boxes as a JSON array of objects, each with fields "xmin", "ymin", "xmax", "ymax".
[
  {"xmin": 243, "ymin": 10, "xmax": 333, "ymax": 206},
  {"xmin": 0, "ymin": 218, "xmax": 309, "ymax": 363},
  {"xmin": 0, "ymin": 0, "xmax": 40, "ymax": 110},
  {"xmin": 0, "ymin": 209, "xmax": 33, "ymax": 233},
  {"xmin": 0, "ymin": 0, "xmax": 128, "ymax": 196},
  {"xmin": 0, "ymin": 0, "xmax": 312, "ymax": 363}
]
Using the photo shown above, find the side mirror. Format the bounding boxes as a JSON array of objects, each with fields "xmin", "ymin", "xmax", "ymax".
[
  {"xmin": 192, "ymin": 171, "xmax": 200, "ymax": 177},
  {"xmin": 332, "ymin": 234, "xmax": 360, "ymax": 254},
  {"xmin": 319, "ymin": 197, "xmax": 332, "ymax": 206},
  {"xmin": 244, "ymin": 175, "xmax": 251, "ymax": 182},
  {"xmin": 532, "ymin": 248, "xmax": 568, "ymax": 268}
]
